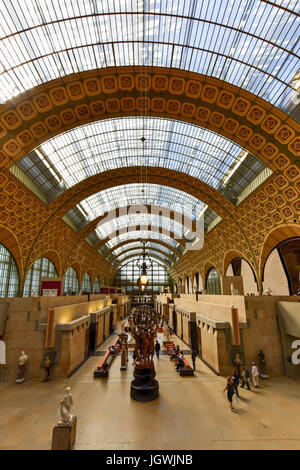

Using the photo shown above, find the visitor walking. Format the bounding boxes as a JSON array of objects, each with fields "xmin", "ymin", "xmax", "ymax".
[
  {"xmin": 232, "ymin": 368, "xmax": 240, "ymax": 397},
  {"xmin": 252, "ymin": 361, "xmax": 260, "ymax": 387},
  {"xmin": 191, "ymin": 351, "xmax": 197, "ymax": 371},
  {"xmin": 223, "ymin": 376, "xmax": 236, "ymax": 411},
  {"xmin": 155, "ymin": 340, "xmax": 161, "ymax": 359},
  {"xmin": 240, "ymin": 367, "xmax": 251, "ymax": 390}
]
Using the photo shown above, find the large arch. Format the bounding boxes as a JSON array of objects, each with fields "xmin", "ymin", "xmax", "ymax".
[
  {"xmin": 50, "ymin": 168, "xmax": 234, "ymax": 221},
  {"xmin": 259, "ymin": 225, "xmax": 300, "ymax": 283},
  {"xmin": 113, "ymin": 252, "xmax": 171, "ymax": 268},
  {"xmin": 27, "ymin": 249, "xmax": 62, "ymax": 278},
  {"xmin": 77, "ymin": 204, "xmax": 198, "ymax": 243},
  {"xmin": 0, "ymin": 225, "xmax": 24, "ymax": 287},
  {"xmin": 0, "ymin": 68, "xmax": 297, "ymax": 174},
  {"xmin": 104, "ymin": 238, "xmax": 182, "ymax": 258},
  {"xmin": 96, "ymin": 224, "xmax": 189, "ymax": 251},
  {"xmin": 112, "ymin": 247, "xmax": 176, "ymax": 265},
  {"xmin": 223, "ymin": 249, "xmax": 257, "ymax": 278}
]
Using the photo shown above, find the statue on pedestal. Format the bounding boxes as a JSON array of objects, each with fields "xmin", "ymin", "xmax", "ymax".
[
  {"xmin": 163, "ymin": 323, "xmax": 170, "ymax": 342},
  {"xmin": 58, "ymin": 386, "xmax": 74, "ymax": 425},
  {"xmin": 130, "ymin": 305, "xmax": 159, "ymax": 402},
  {"xmin": 15, "ymin": 351, "xmax": 28, "ymax": 384}
]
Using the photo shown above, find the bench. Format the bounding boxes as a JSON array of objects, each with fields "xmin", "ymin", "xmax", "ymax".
[
  {"xmin": 166, "ymin": 342, "xmax": 176, "ymax": 353},
  {"xmin": 167, "ymin": 343, "xmax": 194, "ymax": 377},
  {"xmin": 179, "ymin": 356, "xmax": 194, "ymax": 376},
  {"xmin": 94, "ymin": 336, "xmax": 121, "ymax": 378}
]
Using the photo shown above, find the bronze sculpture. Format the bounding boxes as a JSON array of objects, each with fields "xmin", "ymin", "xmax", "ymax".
[{"xmin": 130, "ymin": 305, "xmax": 159, "ymax": 401}]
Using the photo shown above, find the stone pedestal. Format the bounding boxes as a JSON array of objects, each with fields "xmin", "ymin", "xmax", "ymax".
[
  {"xmin": 51, "ymin": 416, "xmax": 77, "ymax": 450},
  {"xmin": 130, "ymin": 366, "xmax": 159, "ymax": 402}
]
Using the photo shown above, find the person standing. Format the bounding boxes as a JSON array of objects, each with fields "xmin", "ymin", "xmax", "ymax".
[
  {"xmin": 191, "ymin": 351, "xmax": 197, "ymax": 371},
  {"xmin": 240, "ymin": 367, "xmax": 251, "ymax": 390},
  {"xmin": 232, "ymin": 368, "xmax": 240, "ymax": 397},
  {"xmin": 223, "ymin": 377, "xmax": 236, "ymax": 411},
  {"xmin": 252, "ymin": 361, "xmax": 259, "ymax": 387},
  {"xmin": 155, "ymin": 340, "xmax": 161, "ymax": 359}
]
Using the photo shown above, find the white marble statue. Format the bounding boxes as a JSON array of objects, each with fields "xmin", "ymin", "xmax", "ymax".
[
  {"xmin": 58, "ymin": 386, "xmax": 74, "ymax": 425},
  {"xmin": 163, "ymin": 323, "xmax": 170, "ymax": 341},
  {"xmin": 0, "ymin": 340, "xmax": 6, "ymax": 365},
  {"xmin": 15, "ymin": 350, "xmax": 28, "ymax": 383}
]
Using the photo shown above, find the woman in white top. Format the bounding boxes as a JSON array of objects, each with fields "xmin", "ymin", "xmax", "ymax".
[{"xmin": 252, "ymin": 362, "xmax": 259, "ymax": 387}]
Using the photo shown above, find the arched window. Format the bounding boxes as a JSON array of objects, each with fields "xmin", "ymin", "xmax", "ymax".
[
  {"xmin": 64, "ymin": 267, "xmax": 79, "ymax": 294},
  {"xmin": 0, "ymin": 244, "xmax": 19, "ymax": 297},
  {"xmin": 81, "ymin": 272, "xmax": 91, "ymax": 293},
  {"xmin": 101, "ymin": 278, "xmax": 106, "ymax": 286},
  {"xmin": 226, "ymin": 258, "xmax": 258, "ymax": 295},
  {"xmin": 206, "ymin": 267, "xmax": 221, "ymax": 295},
  {"xmin": 23, "ymin": 258, "xmax": 57, "ymax": 297},
  {"xmin": 114, "ymin": 259, "xmax": 170, "ymax": 293},
  {"xmin": 93, "ymin": 276, "xmax": 100, "ymax": 293}
]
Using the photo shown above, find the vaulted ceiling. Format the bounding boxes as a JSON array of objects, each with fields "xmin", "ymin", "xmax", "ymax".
[{"xmin": 0, "ymin": 0, "xmax": 299, "ymax": 276}]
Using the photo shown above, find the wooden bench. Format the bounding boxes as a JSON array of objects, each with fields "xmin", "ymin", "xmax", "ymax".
[
  {"xmin": 166, "ymin": 342, "xmax": 176, "ymax": 353},
  {"xmin": 94, "ymin": 336, "xmax": 121, "ymax": 378},
  {"xmin": 167, "ymin": 343, "xmax": 194, "ymax": 377},
  {"xmin": 179, "ymin": 356, "xmax": 194, "ymax": 376}
]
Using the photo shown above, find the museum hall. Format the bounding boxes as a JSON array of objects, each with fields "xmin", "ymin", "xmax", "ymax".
[{"xmin": 0, "ymin": 0, "xmax": 299, "ymax": 451}]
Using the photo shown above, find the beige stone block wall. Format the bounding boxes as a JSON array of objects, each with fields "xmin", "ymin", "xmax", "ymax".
[
  {"xmin": 50, "ymin": 297, "xmax": 112, "ymax": 326},
  {"xmin": 58, "ymin": 325, "xmax": 87, "ymax": 377},
  {"xmin": 97, "ymin": 314, "xmax": 104, "ymax": 346},
  {"xmin": 222, "ymin": 276, "xmax": 244, "ymax": 295},
  {"xmin": 201, "ymin": 325, "xmax": 219, "ymax": 372},
  {"xmin": 168, "ymin": 306, "xmax": 174, "ymax": 326},
  {"xmin": 242, "ymin": 296, "xmax": 297, "ymax": 376},
  {"xmin": 176, "ymin": 311, "xmax": 182, "ymax": 338},
  {"xmin": 104, "ymin": 310, "xmax": 110, "ymax": 338},
  {"xmin": 200, "ymin": 326, "xmax": 230, "ymax": 375},
  {"xmin": 174, "ymin": 295, "xmax": 247, "ymax": 324},
  {"xmin": 119, "ymin": 304, "xmax": 125, "ymax": 320},
  {"xmin": 113, "ymin": 307, "xmax": 117, "ymax": 328},
  {"xmin": 182, "ymin": 314, "xmax": 189, "ymax": 345},
  {"xmin": 3, "ymin": 303, "xmax": 45, "ymax": 382}
]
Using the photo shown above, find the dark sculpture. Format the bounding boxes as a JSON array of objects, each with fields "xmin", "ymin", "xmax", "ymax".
[{"xmin": 130, "ymin": 305, "xmax": 159, "ymax": 402}]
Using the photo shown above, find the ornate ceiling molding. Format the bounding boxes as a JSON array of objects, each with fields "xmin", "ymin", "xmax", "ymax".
[{"xmin": 0, "ymin": 67, "xmax": 298, "ymax": 174}]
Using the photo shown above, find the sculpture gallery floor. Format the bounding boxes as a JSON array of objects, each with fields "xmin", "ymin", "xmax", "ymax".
[{"xmin": 1, "ymin": 332, "xmax": 300, "ymax": 450}]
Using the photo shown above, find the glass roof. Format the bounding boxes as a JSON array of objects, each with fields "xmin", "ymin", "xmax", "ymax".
[
  {"xmin": 112, "ymin": 249, "xmax": 173, "ymax": 265},
  {"xmin": 0, "ymin": 0, "xmax": 299, "ymax": 119},
  {"xmin": 118, "ymin": 255, "xmax": 170, "ymax": 270},
  {"xmin": 95, "ymin": 213, "xmax": 187, "ymax": 240},
  {"xmin": 68, "ymin": 183, "xmax": 208, "ymax": 231},
  {"xmin": 18, "ymin": 117, "xmax": 266, "ymax": 205},
  {"xmin": 112, "ymin": 241, "xmax": 175, "ymax": 257},
  {"xmin": 101, "ymin": 230, "xmax": 184, "ymax": 252}
]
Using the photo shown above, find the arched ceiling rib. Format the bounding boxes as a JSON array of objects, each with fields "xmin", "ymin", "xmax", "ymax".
[
  {"xmin": 69, "ymin": 185, "xmax": 211, "ymax": 232},
  {"xmin": 77, "ymin": 204, "xmax": 199, "ymax": 243},
  {"xmin": 105, "ymin": 238, "xmax": 182, "ymax": 258},
  {"xmin": 98, "ymin": 229, "xmax": 185, "ymax": 254},
  {"xmin": 111, "ymin": 248, "xmax": 176, "ymax": 266},
  {"xmin": 96, "ymin": 224, "xmax": 187, "ymax": 251},
  {"xmin": 18, "ymin": 117, "xmax": 266, "ymax": 209},
  {"xmin": 0, "ymin": 0, "xmax": 299, "ymax": 119},
  {"xmin": 109, "ymin": 242, "xmax": 178, "ymax": 261},
  {"xmin": 117, "ymin": 253, "xmax": 171, "ymax": 269},
  {"xmin": 95, "ymin": 212, "xmax": 189, "ymax": 241}
]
